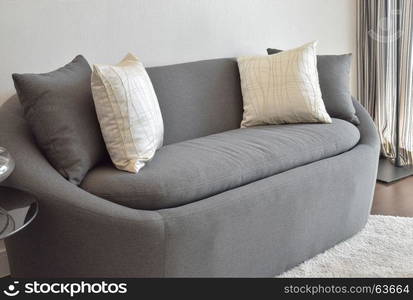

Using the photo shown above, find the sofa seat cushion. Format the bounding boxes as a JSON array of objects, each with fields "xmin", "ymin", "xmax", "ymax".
[{"xmin": 81, "ymin": 118, "xmax": 360, "ymax": 210}]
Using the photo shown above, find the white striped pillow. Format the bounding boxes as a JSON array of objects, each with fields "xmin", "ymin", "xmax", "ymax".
[
  {"xmin": 91, "ymin": 53, "xmax": 164, "ymax": 173},
  {"xmin": 237, "ymin": 41, "xmax": 332, "ymax": 127}
]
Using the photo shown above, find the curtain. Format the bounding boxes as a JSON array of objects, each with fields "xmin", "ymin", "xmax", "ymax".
[{"xmin": 357, "ymin": 0, "xmax": 413, "ymax": 165}]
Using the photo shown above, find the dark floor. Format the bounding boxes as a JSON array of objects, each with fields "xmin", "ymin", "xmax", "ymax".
[{"xmin": 371, "ymin": 176, "xmax": 413, "ymax": 217}]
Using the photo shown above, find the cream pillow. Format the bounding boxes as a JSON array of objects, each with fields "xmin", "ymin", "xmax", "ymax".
[
  {"xmin": 237, "ymin": 41, "xmax": 331, "ymax": 127},
  {"xmin": 91, "ymin": 53, "xmax": 164, "ymax": 173}
]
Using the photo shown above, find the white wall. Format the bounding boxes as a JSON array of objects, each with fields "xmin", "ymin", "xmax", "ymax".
[{"xmin": 0, "ymin": 0, "xmax": 357, "ymax": 105}]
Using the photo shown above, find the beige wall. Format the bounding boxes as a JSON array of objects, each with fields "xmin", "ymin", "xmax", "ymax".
[{"xmin": 0, "ymin": 0, "xmax": 357, "ymax": 105}]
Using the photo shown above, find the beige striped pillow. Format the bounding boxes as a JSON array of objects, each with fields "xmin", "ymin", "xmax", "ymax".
[
  {"xmin": 237, "ymin": 41, "xmax": 331, "ymax": 127},
  {"xmin": 91, "ymin": 53, "xmax": 164, "ymax": 173}
]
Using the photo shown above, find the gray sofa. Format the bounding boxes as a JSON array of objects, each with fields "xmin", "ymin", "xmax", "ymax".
[{"xmin": 0, "ymin": 58, "xmax": 379, "ymax": 277}]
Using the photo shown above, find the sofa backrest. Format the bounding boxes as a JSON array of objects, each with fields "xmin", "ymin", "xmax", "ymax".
[
  {"xmin": 147, "ymin": 58, "xmax": 243, "ymax": 145},
  {"xmin": 3, "ymin": 58, "xmax": 244, "ymax": 151}
]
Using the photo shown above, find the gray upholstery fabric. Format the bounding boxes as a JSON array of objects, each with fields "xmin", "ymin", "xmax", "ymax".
[
  {"xmin": 159, "ymin": 134, "xmax": 377, "ymax": 276},
  {"xmin": 158, "ymin": 99, "xmax": 378, "ymax": 277},
  {"xmin": 12, "ymin": 55, "xmax": 106, "ymax": 185},
  {"xmin": 0, "ymin": 97, "xmax": 165, "ymax": 277},
  {"xmin": 267, "ymin": 49, "xmax": 359, "ymax": 125},
  {"xmin": 81, "ymin": 119, "xmax": 360, "ymax": 210},
  {"xmin": 147, "ymin": 58, "xmax": 243, "ymax": 145},
  {"xmin": 0, "ymin": 96, "xmax": 379, "ymax": 277}
]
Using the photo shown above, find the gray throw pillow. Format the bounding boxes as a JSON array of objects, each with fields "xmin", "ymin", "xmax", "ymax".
[
  {"xmin": 267, "ymin": 48, "xmax": 359, "ymax": 125},
  {"xmin": 12, "ymin": 55, "xmax": 106, "ymax": 185}
]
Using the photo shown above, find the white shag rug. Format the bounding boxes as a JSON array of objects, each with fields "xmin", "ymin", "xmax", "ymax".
[{"xmin": 279, "ymin": 215, "xmax": 413, "ymax": 278}]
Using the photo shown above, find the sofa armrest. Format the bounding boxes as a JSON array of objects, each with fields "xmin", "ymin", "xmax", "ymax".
[
  {"xmin": 0, "ymin": 97, "xmax": 165, "ymax": 277},
  {"xmin": 0, "ymin": 98, "xmax": 159, "ymax": 221},
  {"xmin": 352, "ymin": 97, "xmax": 380, "ymax": 151}
]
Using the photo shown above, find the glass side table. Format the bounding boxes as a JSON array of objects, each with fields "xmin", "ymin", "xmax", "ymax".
[
  {"xmin": 0, "ymin": 147, "xmax": 14, "ymax": 182},
  {"xmin": 0, "ymin": 188, "xmax": 38, "ymax": 239},
  {"xmin": 0, "ymin": 147, "xmax": 38, "ymax": 240}
]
